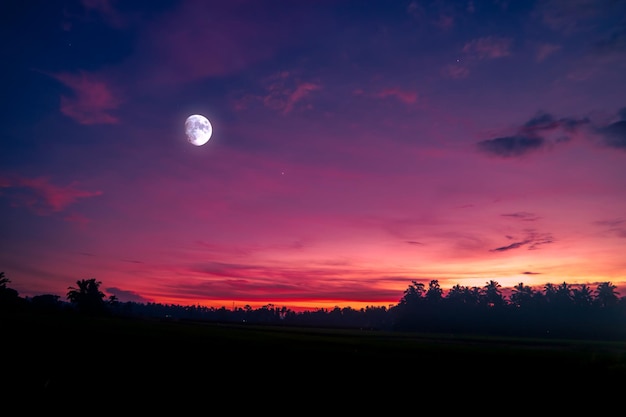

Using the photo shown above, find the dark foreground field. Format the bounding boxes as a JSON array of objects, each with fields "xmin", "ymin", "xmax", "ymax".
[{"xmin": 3, "ymin": 310, "xmax": 626, "ymax": 409}]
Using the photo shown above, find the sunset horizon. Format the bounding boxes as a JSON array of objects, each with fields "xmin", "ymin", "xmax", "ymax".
[{"xmin": 2, "ymin": 0, "xmax": 625, "ymax": 313}]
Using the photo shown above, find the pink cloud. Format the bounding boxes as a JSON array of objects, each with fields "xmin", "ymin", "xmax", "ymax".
[
  {"xmin": 80, "ymin": 0, "xmax": 126, "ymax": 28},
  {"xmin": 62, "ymin": 0, "xmax": 127, "ymax": 33},
  {"xmin": 463, "ymin": 36, "xmax": 512, "ymax": 59},
  {"xmin": 51, "ymin": 71, "xmax": 121, "ymax": 125},
  {"xmin": 234, "ymin": 72, "xmax": 321, "ymax": 114},
  {"xmin": 441, "ymin": 64, "xmax": 470, "ymax": 79},
  {"xmin": 0, "ymin": 175, "xmax": 102, "ymax": 215},
  {"xmin": 535, "ymin": 0, "xmax": 606, "ymax": 34},
  {"xmin": 374, "ymin": 88, "xmax": 418, "ymax": 105},
  {"xmin": 282, "ymin": 82, "xmax": 321, "ymax": 114},
  {"xmin": 354, "ymin": 87, "xmax": 419, "ymax": 104},
  {"xmin": 142, "ymin": 1, "xmax": 303, "ymax": 86},
  {"xmin": 406, "ymin": 1, "xmax": 425, "ymax": 20},
  {"xmin": 407, "ymin": 1, "xmax": 456, "ymax": 31},
  {"xmin": 536, "ymin": 42, "xmax": 561, "ymax": 62},
  {"xmin": 434, "ymin": 14, "xmax": 454, "ymax": 30},
  {"xmin": 64, "ymin": 212, "xmax": 93, "ymax": 228},
  {"xmin": 158, "ymin": 261, "xmax": 404, "ymax": 306},
  {"xmin": 440, "ymin": 36, "xmax": 512, "ymax": 78}
]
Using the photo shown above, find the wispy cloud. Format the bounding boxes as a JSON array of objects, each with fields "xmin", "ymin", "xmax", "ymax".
[
  {"xmin": 50, "ymin": 71, "xmax": 121, "ymax": 125},
  {"xmin": 441, "ymin": 64, "xmax": 470, "ymax": 79},
  {"xmin": 502, "ymin": 212, "xmax": 541, "ymax": 222},
  {"xmin": 173, "ymin": 262, "xmax": 404, "ymax": 304},
  {"xmin": 0, "ymin": 175, "xmax": 102, "ymax": 215},
  {"xmin": 477, "ymin": 135, "xmax": 544, "ymax": 158},
  {"xmin": 374, "ymin": 88, "xmax": 419, "ymax": 105},
  {"xmin": 594, "ymin": 218, "xmax": 626, "ymax": 238},
  {"xmin": 535, "ymin": 42, "xmax": 561, "ymax": 62},
  {"xmin": 62, "ymin": 0, "xmax": 128, "ymax": 31},
  {"xmin": 490, "ymin": 230, "xmax": 554, "ymax": 252},
  {"xmin": 477, "ymin": 111, "xmax": 590, "ymax": 157},
  {"xmin": 63, "ymin": 212, "xmax": 93, "ymax": 228},
  {"xmin": 138, "ymin": 1, "xmax": 313, "ymax": 87},
  {"xmin": 281, "ymin": 82, "xmax": 321, "ymax": 114},
  {"xmin": 534, "ymin": 0, "xmax": 613, "ymax": 34},
  {"xmin": 407, "ymin": 0, "xmax": 458, "ymax": 31},
  {"xmin": 105, "ymin": 286, "xmax": 151, "ymax": 303},
  {"xmin": 597, "ymin": 109, "xmax": 626, "ymax": 150},
  {"xmin": 592, "ymin": 29, "xmax": 626, "ymax": 56},
  {"xmin": 234, "ymin": 71, "xmax": 321, "ymax": 114},
  {"xmin": 442, "ymin": 36, "xmax": 513, "ymax": 79},
  {"xmin": 353, "ymin": 87, "xmax": 420, "ymax": 106},
  {"xmin": 463, "ymin": 36, "xmax": 512, "ymax": 59},
  {"xmin": 434, "ymin": 14, "xmax": 454, "ymax": 31},
  {"xmin": 79, "ymin": 0, "xmax": 127, "ymax": 28}
]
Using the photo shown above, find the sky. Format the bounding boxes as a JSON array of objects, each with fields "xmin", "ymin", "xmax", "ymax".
[{"xmin": 1, "ymin": 0, "xmax": 626, "ymax": 311}]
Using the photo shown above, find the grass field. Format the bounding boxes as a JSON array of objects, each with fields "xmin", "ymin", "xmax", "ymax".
[{"xmin": 3, "ymin": 310, "xmax": 626, "ymax": 409}]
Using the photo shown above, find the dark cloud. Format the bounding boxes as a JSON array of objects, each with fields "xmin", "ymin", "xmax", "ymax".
[
  {"xmin": 599, "ymin": 120, "xmax": 626, "ymax": 150},
  {"xmin": 121, "ymin": 259, "xmax": 144, "ymax": 264},
  {"xmin": 490, "ymin": 240, "xmax": 528, "ymax": 252},
  {"xmin": 105, "ymin": 287, "xmax": 151, "ymax": 303},
  {"xmin": 490, "ymin": 230, "xmax": 554, "ymax": 252},
  {"xmin": 609, "ymin": 228, "xmax": 626, "ymax": 238},
  {"xmin": 478, "ymin": 111, "xmax": 590, "ymax": 157},
  {"xmin": 477, "ymin": 135, "xmax": 544, "ymax": 157},
  {"xmin": 502, "ymin": 212, "xmax": 540, "ymax": 221},
  {"xmin": 595, "ymin": 218, "xmax": 625, "ymax": 228},
  {"xmin": 594, "ymin": 218, "xmax": 626, "ymax": 238},
  {"xmin": 406, "ymin": 240, "xmax": 424, "ymax": 246},
  {"xmin": 526, "ymin": 231, "xmax": 554, "ymax": 250},
  {"xmin": 523, "ymin": 112, "xmax": 557, "ymax": 130},
  {"xmin": 522, "ymin": 271, "xmax": 541, "ymax": 275},
  {"xmin": 593, "ymin": 29, "xmax": 626, "ymax": 55},
  {"xmin": 559, "ymin": 116, "xmax": 590, "ymax": 132},
  {"xmin": 522, "ymin": 111, "xmax": 589, "ymax": 134}
]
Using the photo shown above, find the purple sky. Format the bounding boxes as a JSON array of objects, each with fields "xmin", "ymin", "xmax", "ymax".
[{"xmin": 1, "ymin": 0, "xmax": 626, "ymax": 311}]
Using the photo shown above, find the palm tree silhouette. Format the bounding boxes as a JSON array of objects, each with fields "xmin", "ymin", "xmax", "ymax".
[
  {"xmin": 594, "ymin": 282, "xmax": 620, "ymax": 308},
  {"xmin": 510, "ymin": 282, "xmax": 535, "ymax": 308},
  {"xmin": 572, "ymin": 284, "xmax": 594, "ymax": 307},
  {"xmin": 66, "ymin": 278, "xmax": 106, "ymax": 315},
  {"xmin": 483, "ymin": 280, "xmax": 504, "ymax": 307}
]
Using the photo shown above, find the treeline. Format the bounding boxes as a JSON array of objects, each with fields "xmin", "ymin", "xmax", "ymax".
[{"xmin": 2, "ymin": 272, "xmax": 626, "ymax": 340}]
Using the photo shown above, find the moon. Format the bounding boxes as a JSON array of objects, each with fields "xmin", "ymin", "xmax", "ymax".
[{"xmin": 185, "ymin": 114, "xmax": 212, "ymax": 146}]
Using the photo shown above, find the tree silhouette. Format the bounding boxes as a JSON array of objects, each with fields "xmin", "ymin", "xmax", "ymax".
[
  {"xmin": 6, "ymin": 272, "xmax": 626, "ymax": 340},
  {"xmin": 0, "ymin": 271, "xmax": 21, "ymax": 310},
  {"xmin": 425, "ymin": 280, "xmax": 443, "ymax": 304},
  {"xmin": 554, "ymin": 281, "xmax": 573, "ymax": 307},
  {"xmin": 572, "ymin": 284, "xmax": 594, "ymax": 308},
  {"xmin": 510, "ymin": 282, "xmax": 535, "ymax": 308},
  {"xmin": 31, "ymin": 293, "xmax": 63, "ymax": 312},
  {"xmin": 446, "ymin": 284, "xmax": 482, "ymax": 306},
  {"xmin": 0, "ymin": 271, "xmax": 9, "ymax": 288},
  {"xmin": 594, "ymin": 282, "xmax": 620, "ymax": 308},
  {"xmin": 399, "ymin": 280, "xmax": 425, "ymax": 305},
  {"xmin": 543, "ymin": 283, "xmax": 558, "ymax": 305},
  {"xmin": 66, "ymin": 278, "xmax": 107, "ymax": 315},
  {"xmin": 483, "ymin": 280, "xmax": 504, "ymax": 307}
]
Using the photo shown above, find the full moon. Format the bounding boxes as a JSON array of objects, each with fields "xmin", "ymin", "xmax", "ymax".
[{"xmin": 185, "ymin": 114, "xmax": 212, "ymax": 146}]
